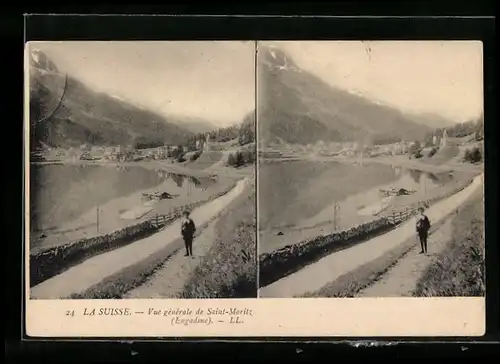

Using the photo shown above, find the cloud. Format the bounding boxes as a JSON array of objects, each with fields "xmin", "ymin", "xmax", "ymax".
[
  {"xmin": 270, "ymin": 41, "xmax": 483, "ymax": 123},
  {"xmin": 30, "ymin": 41, "xmax": 256, "ymax": 126}
]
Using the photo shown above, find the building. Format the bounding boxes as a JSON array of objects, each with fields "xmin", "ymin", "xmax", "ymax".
[
  {"xmin": 195, "ymin": 139, "xmax": 204, "ymax": 150},
  {"xmin": 440, "ymin": 129, "xmax": 448, "ymax": 147},
  {"xmin": 204, "ymin": 133, "xmax": 211, "ymax": 151},
  {"xmin": 91, "ymin": 145, "xmax": 105, "ymax": 153},
  {"xmin": 154, "ymin": 146, "xmax": 170, "ymax": 159}
]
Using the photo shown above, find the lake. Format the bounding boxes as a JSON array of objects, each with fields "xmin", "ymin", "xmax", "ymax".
[
  {"xmin": 258, "ymin": 159, "xmax": 463, "ymax": 253},
  {"xmin": 258, "ymin": 159, "xmax": 460, "ymax": 231},
  {"xmin": 258, "ymin": 160, "xmax": 399, "ymax": 230},
  {"xmin": 29, "ymin": 163, "xmax": 215, "ymax": 234}
]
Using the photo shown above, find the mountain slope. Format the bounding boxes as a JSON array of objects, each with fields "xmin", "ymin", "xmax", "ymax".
[
  {"xmin": 29, "ymin": 50, "xmax": 194, "ymax": 149},
  {"xmin": 409, "ymin": 112, "xmax": 455, "ymax": 129},
  {"xmin": 173, "ymin": 116, "xmax": 219, "ymax": 134},
  {"xmin": 257, "ymin": 45, "xmax": 432, "ymax": 145}
]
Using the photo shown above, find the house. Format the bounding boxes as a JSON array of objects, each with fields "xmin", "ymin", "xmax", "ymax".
[
  {"xmin": 440, "ymin": 129, "xmax": 448, "ymax": 147},
  {"xmin": 103, "ymin": 145, "xmax": 124, "ymax": 156},
  {"xmin": 85, "ymin": 146, "xmax": 105, "ymax": 160},
  {"xmin": 91, "ymin": 145, "xmax": 105, "ymax": 153},
  {"xmin": 154, "ymin": 146, "xmax": 170, "ymax": 159}
]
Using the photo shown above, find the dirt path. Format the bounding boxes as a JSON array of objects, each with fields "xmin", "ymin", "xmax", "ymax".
[
  {"xmin": 356, "ymin": 217, "xmax": 454, "ymax": 297},
  {"xmin": 204, "ymin": 151, "xmax": 230, "ymax": 171},
  {"xmin": 259, "ymin": 174, "xmax": 483, "ymax": 298},
  {"xmin": 30, "ymin": 178, "xmax": 248, "ymax": 299},
  {"xmin": 124, "ymin": 220, "xmax": 218, "ymax": 298}
]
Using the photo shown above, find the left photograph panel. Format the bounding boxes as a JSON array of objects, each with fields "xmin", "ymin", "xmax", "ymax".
[{"xmin": 25, "ymin": 41, "xmax": 257, "ymax": 299}]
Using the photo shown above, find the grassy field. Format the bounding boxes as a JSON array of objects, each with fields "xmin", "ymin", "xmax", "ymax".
[
  {"xmin": 180, "ymin": 178, "xmax": 257, "ymax": 298},
  {"xmin": 185, "ymin": 151, "xmax": 223, "ymax": 170},
  {"xmin": 423, "ymin": 145, "xmax": 460, "ymax": 166},
  {"xmin": 413, "ymin": 189, "xmax": 485, "ymax": 297}
]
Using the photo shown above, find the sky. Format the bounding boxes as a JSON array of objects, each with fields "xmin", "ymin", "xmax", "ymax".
[
  {"xmin": 267, "ymin": 41, "xmax": 483, "ymax": 123},
  {"xmin": 28, "ymin": 41, "xmax": 256, "ymax": 127}
]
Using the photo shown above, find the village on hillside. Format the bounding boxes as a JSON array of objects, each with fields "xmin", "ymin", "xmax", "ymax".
[
  {"xmin": 30, "ymin": 124, "xmax": 257, "ymax": 169},
  {"xmin": 31, "ymin": 132, "xmax": 212, "ymax": 163},
  {"xmin": 259, "ymin": 118, "xmax": 484, "ymax": 164}
]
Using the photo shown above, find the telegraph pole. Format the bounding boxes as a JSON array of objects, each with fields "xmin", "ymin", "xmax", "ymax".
[
  {"xmin": 333, "ymin": 200, "xmax": 339, "ymax": 232},
  {"xmin": 97, "ymin": 205, "xmax": 100, "ymax": 233}
]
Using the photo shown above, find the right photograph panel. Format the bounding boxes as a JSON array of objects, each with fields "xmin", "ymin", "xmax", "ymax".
[{"xmin": 257, "ymin": 41, "xmax": 485, "ymax": 299}]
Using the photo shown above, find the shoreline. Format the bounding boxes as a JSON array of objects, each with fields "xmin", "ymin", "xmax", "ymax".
[
  {"xmin": 258, "ymin": 154, "xmax": 481, "ymax": 255},
  {"xmin": 31, "ymin": 158, "xmax": 216, "ymax": 178},
  {"xmin": 29, "ymin": 159, "xmax": 241, "ymax": 252},
  {"xmin": 259, "ymin": 152, "xmax": 483, "ymax": 175}
]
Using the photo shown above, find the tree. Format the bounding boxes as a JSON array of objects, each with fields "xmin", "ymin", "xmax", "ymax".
[
  {"xmin": 427, "ymin": 147, "xmax": 439, "ymax": 158},
  {"xmin": 170, "ymin": 145, "xmax": 185, "ymax": 160},
  {"xmin": 475, "ymin": 117, "xmax": 484, "ymax": 141},
  {"xmin": 242, "ymin": 150, "xmax": 256, "ymax": 165},
  {"xmin": 235, "ymin": 151, "xmax": 245, "ymax": 167},
  {"xmin": 464, "ymin": 147, "xmax": 482, "ymax": 164},
  {"xmin": 408, "ymin": 141, "xmax": 421, "ymax": 155},
  {"xmin": 190, "ymin": 151, "xmax": 202, "ymax": 161},
  {"xmin": 227, "ymin": 153, "xmax": 236, "ymax": 167},
  {"xmin": 373, "ymin": 133, "xmax": 402, "ymax": 145}
]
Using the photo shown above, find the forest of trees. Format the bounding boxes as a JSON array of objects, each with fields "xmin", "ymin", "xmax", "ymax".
[
  {"xmin": 423, "ymin": 116, "xmax": 484, "ymax": 145},
  {"xmin": 226, "ymin": 149, "xmax": 256, "ymax": 168},
  {"xmin": 464, "ymin": 147, "xmax": 483, "ymax": 164},
  {"xmin": 186, "ymin": 111, "xmax": 255, "ymax": 150},
  {"xmin": 133, "ymin": 136, "xmax": 166, "ymax": 150},
  {"xmin": 371, "ymin": 133, "xmax": 403, "ymax": 146}
]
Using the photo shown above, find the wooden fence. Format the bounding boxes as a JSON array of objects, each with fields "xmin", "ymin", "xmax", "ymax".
[
  {"xmin": 383, "ymin": 178, "xmax": 474, "ymax": 226},
  {"xmin": 386, "ymin": 207, "xmax": 415, "ymax": 225},
  {"xmin": 147, "ymin": 206, "xmax": 189, "ymax": 229}
]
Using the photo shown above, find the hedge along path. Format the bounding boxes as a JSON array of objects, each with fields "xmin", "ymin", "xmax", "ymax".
[
  {"xmin": 30, "ymin": 177, "xmax": 249, "ymax": 299},
  {"xmin": 259, "ymin": 173, "xmax": 483, "ymax": 298}
]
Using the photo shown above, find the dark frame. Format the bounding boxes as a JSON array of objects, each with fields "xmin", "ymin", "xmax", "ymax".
[{"xmin": 7, "ymin": 8, "xmax": 498, "ymax": 361}]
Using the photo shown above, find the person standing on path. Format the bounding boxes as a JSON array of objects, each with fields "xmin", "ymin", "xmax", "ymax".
[
  {"xmin": 416, "ymin": 207, "xmax": 431, "ymax": 254},
  {"xmin": 181, "ymin": 210, "xmax": 196, "ymax": 257}
]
